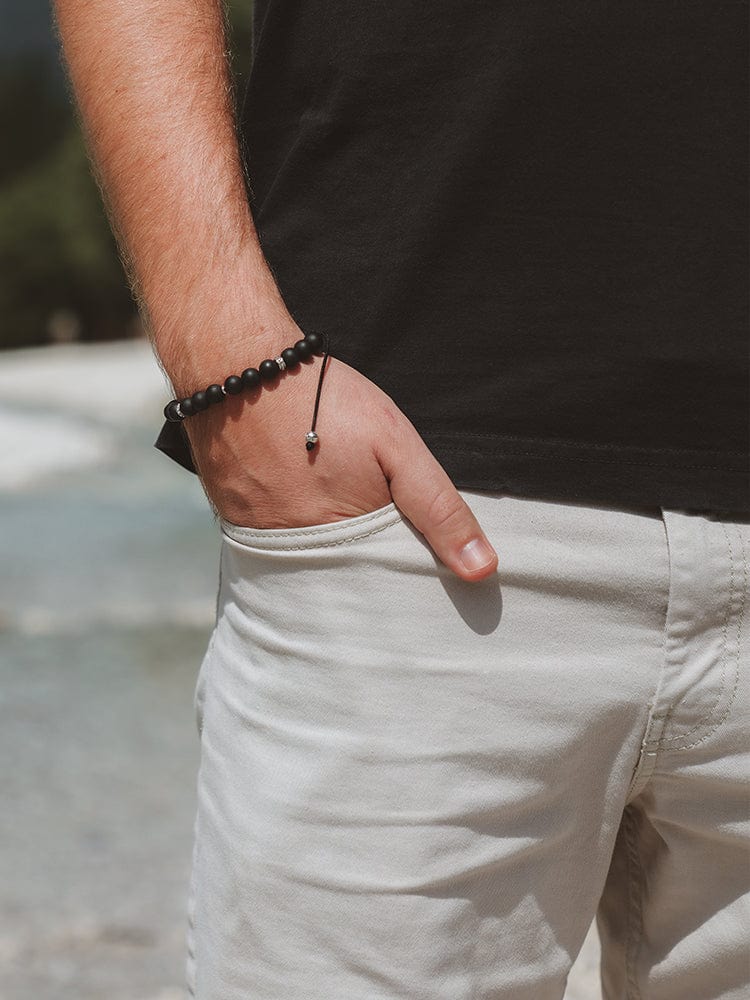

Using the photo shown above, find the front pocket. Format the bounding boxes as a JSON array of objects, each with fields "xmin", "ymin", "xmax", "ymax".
[{"xmin": 220, "ymin": 501, "xmax": 405, "ymax": 552}]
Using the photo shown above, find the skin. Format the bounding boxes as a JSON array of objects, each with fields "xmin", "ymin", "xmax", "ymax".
[{"xmin": 52, "ymin": 0, "xmax": 499, "ymax": 581}]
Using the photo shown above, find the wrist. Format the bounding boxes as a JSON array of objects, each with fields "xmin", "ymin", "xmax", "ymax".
[
  {"xmin": 164, "ymin": 329, "xmax": 326, "ymax": 423},
  {"xmin": 166, "ymin": 328, "xmax": 330, "ymax": 464},
  {"xmin": 147, "ymin": 255, "xmax": 301, "ymax": 397},
  {"xmin": 163, "ymin": 315, "xmax": 302, "ymax": 400}
]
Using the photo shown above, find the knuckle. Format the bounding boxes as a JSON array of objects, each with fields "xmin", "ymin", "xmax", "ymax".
[
  {"xmin": 376, "ymin": 403, "xmax": 403, "ymax": 444},
  {"xmin": 371, "ymin": 405, "xmax": 405, "ymax": 467},
  {"xmin": 425, "ymin": 491, "xmax": 468, "ymax": 533}
]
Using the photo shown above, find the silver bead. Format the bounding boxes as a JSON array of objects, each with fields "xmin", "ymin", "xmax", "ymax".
[
  {"xmin": 305, "ymin": 430, "xmax": 319, "ymax": 451},
  {"xmin": 174, "ymin": 403, "xmax": 184, "ymax": 419},
  {"xmin": 275, "ymin": 355, "xmax": 287, "ymax": 371}
]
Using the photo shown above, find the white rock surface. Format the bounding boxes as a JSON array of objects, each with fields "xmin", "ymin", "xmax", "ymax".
[
  {"xmin": 0, "ymin": 339, "xmax": 169, "ymax": 424},
  {"xmin": 0, "ymin": 339, "xmax": 169, "ymax": 489}
]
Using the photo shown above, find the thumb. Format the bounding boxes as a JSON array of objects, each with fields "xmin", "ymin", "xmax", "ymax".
[{"xmin": 376, "ymin": 419, "xmax": 499, "ymax": 582}]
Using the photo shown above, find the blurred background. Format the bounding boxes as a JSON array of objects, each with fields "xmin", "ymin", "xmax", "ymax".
[{"xmin": 0, "ymin": 1, "xmax": 600, "ymax": 996}]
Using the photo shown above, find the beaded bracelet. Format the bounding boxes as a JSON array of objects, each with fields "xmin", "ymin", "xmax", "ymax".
[{"xmin": 162, "ymin": 330, "xmax": 331, "ymax": 452}]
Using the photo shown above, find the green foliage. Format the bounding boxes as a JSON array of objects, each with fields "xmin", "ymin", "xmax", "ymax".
[
  {"xmin": 0, "ymin": 56, "xmax": 67, "ymax": 185},
  {"xmin": 0, "ymin": 128, "xmax": 135, "ymax": 348},
  {"xmin": 0, "ymin": 0, "xmax": 255, "ymax": 349}
]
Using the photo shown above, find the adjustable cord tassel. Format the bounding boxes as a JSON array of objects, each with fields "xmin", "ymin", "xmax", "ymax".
[{"xmin": 305, "ymin": 331, "xmax": 331, "ymax": 451}]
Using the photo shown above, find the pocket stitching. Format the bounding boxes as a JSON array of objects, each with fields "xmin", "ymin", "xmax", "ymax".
[
  {"xmin": 221, "ymin": 502, "xmax": 399, "ymax": 541},
  {"xmin": 222, "ymin": 507, "xmax": 403, "ymax": 551}
]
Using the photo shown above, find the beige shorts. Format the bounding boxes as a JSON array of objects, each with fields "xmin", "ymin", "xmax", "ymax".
[{"xmin": 187, "ymin": 490, "xmax": 750, "ymax": 999}]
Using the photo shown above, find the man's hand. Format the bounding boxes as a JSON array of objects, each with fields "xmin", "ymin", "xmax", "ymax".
[
  {"xmin": 185, "ymin": 332, "xmax": 499, "ymax": 581},
  {"xmin": 53, "ymin": 0, "xmax": 498, "ymax": 582}
]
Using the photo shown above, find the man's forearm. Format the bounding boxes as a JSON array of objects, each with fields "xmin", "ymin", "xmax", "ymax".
[{"xmin": 53, "ymin": 0, "xmax": 292, "ymax": 395}]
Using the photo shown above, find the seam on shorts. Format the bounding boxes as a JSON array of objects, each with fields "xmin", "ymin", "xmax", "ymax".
[
  {"xmin": 185, "ymin": 806, "xmax": 200, "ymax": 998},
  {"xmin": 625, "ymin": 513, "xmax": 672, "ymax": 804},
  {"xmin": 194, "ymin": 630, "xmax": 217, "ymax": 739},
  {"xmin": 654, "ymin": 521, "xmax": 743, "ymax": 750},
  {"xmin": 624, "ymin": 806, "xmax": 645, "ymax": 1000},
  {"xmin": 222, "ymin": 511, "xmax": 404, "ymax": 551}
]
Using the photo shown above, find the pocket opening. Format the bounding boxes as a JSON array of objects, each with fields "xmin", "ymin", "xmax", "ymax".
[{"xmin": 220, "ymin": 501, "xmax": 404, "ymax": 552}]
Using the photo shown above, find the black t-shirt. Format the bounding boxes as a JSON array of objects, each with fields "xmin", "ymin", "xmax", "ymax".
[{"xmin": 157, "ymin": 1, "xmax": 749, "ymax": 514}]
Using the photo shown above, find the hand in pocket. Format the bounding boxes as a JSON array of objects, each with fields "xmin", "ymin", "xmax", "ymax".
[{"xmin": 184, "ymin": 352, "xmax": 498, "ymax": 582}]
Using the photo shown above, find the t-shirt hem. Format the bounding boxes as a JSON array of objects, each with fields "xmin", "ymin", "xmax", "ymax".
[{"xmin": 420, "ymin": 430, "xmax": 750, "ymax": 515}]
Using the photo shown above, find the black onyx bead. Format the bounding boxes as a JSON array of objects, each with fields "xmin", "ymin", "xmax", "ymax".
[
  {"xmin": 304, "ymin": 331, "xmax": 323, "ymax": 354},
  {"xmin": 281, "ymin": 347, "xmax": 300, "ymax": 369},
  {"xmin": 295, "ymin": 338, "xmax": 313, "ymax": 360},
  {"xmin": 259, "ymin": 358, "xmax": 281, "ymax": 381},
  {"xmin": 224, "ymin": 375, "xmax": 243, "ymax": 395},
  {"xmin": 180, "ymin": 396, "xmax": 195, "ymax": 417},
  {"xmin": 241, "ymin": 367, "xmax": 261, "ymax": 389},
  {"xmin": 191, "ymin": 390, "xmax": 209, "ymax": 412},
  {"xmin": 164, "ymin": 399, "xmax": 184, "ymax": 422},
  {"xmin": 206, "ymin": 383, "xmax": 224, "ymax": 405}
]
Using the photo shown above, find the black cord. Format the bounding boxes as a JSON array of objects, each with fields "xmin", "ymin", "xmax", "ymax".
[{"xmin": 306, "ymin": 331, "xmax": 331, "ymax": 451}]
